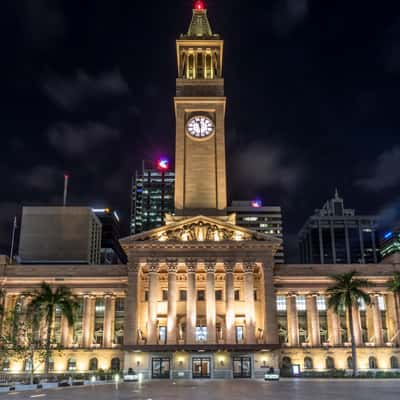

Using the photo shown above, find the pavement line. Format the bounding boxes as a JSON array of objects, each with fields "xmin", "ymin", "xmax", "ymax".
[{"xmin": 30, "ymin": 395, "xmax": 47, "ymax": 398}]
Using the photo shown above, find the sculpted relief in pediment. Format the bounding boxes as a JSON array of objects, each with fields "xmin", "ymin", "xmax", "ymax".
[{"xmin": 151, "ymin": 221, "xmax": 251, "ymax": 242}]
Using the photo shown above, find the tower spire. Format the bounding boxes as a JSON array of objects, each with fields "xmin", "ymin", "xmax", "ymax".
[{"xmin": 186, "ymin": 0, "xmax": 214, "ymax": 38}]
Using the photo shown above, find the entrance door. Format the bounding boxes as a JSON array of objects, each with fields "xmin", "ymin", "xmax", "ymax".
[
  {"xmin": 192, "ymin": 357, "xmax": 211, "ymax": 379},
  {"xmin": 152, "ymin": 358, "xmax": 171, "ymax": 379},
  {"xmin": 233, "ymin": 356, "xmax": 252, "ymax": 378}
]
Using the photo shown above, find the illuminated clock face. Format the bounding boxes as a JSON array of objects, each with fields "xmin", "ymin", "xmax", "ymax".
[{"xmin": 186, "ymin": 115, "xmax": 215, "ymax": 139}]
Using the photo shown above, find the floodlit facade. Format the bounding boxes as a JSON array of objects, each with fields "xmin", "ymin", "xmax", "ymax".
[{"xmin": 1, "ymin": 1, "xmax": 400, "ymax": 379}]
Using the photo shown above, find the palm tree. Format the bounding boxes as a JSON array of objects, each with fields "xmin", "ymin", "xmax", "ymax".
[
  {"xmin": 326, "ymin": 271, "xmax": 372, "ymax": 377},
  {"xmin": 28, "ymin": 282, "xmax": 78, "ymax": 376},
  {"xmin": 0, "ymin": 289, "xmax": 5, "ymax": 336},
  {"xmin": 387, "ymin": 272, "xmax": 400, "ymax": 345}
]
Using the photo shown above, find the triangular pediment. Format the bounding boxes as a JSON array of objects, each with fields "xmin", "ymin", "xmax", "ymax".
[{"xmin": 120, "ymin": 215, "xmax": 281, "ymax": 245}]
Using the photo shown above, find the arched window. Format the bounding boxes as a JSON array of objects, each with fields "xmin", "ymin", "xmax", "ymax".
[
  {"xmin": 325, "ymin": 356, "xmax": 335, "ymax": 370},
  {"xmin": 89, "ymin": 358, "xmax": 98, "ymax": 371},
  {"xmin": 347, "ymin": 356, "xmax": 353, "ymax": 369},
  {"xmin": 282, "ymin": 356, "xmax": 292, "ymax": 368},
  {"xmin": 67, "ymin": 358, "xmax": 77, "ymax": 371},
  {"xmin": 24, "ymin": 358, "xmax": 33, "ymax": 372},
  {"xmin": 390, "ymin": 356, "xmax": 399, "ymax": 369},
  {"xmin": 111, "ymin": 358, "xmax": 120, "ymax": 371},
  {"xmin": 304, "ymin": 357, "xmax": 313, "ymax": 370},
  {"xmin": 369, "ymin": 357, "xmax": 378, "ymax": 369},
  {"xmin": 1, "ymin": 359, "xmax": 10, "ymax": 372}
]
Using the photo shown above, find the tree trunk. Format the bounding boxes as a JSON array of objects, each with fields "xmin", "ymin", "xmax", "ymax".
[
  {"xmin": 44, "ymin": 307, "xmax": 53, "ymax": 378},
  {"xmin": 29, "ymin": 350, "xmax": 34, "ymax": 385},
  {"xmin": 348, "ymin": 305, "xmax": 357, "ymax": 377}
]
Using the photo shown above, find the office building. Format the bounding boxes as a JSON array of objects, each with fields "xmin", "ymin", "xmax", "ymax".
[
  {"xmin": 298, "ymin": 191, "xmax": 380, "ymax": 264},
  {"xmin": 380, "ymin": 226, "xmax": 400, "ymax": 263},
  {"xmin": 18, "ymin": 206, "xmax": 101, "ymax": 264},
  {"xmin": 228, "ymin": 200, "xmax": 284, "ymax": 263},
  {"xmin": 92, "ymin": 208, "xmax": 127, "ymax": 265},
  {"xmin": 131, "ymin": 159, "xmax": 175, "ymax": 234}
]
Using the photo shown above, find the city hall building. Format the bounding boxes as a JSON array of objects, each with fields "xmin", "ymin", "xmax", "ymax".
[{"xmin": 1, "ymin": 1, "xmax": 400, "ymax": 379}]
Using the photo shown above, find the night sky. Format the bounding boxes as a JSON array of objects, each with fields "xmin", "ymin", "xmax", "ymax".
[{"xmin": 1, "ymin": 0, "xmax": 400, "ymax": 262}]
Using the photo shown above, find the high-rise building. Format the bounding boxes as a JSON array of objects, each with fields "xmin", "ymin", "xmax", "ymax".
[
  {"xmin": 18, "ymin": 206, "xmax": 102, "ymax": 264},
  {"xmin": 92, "ymin": 208, "xmax": 127, "ymax": 265},
  {"xmin": 298, "ymin": 191, "xmax": 380, "ymax": 264},
  {"xmin": 130, "ymin": 159, "xmax": 175, "ymax": 234},
  {"xmin": 380, "ymin": 226, "xmax": 400, "ymax": 263},
  {"xmin": 228, "ymin": 200, "xmax": 285, "ymax": 264}
]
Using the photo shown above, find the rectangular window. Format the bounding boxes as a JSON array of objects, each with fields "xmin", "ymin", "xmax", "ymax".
[
  {"xmin": 179, "ymin": 290, "xmax": 187, "ymax": 301},
  {"xmin": 234, "ymin": 290, "xmax": 240, "ymax": 301},
  {"xmin": 317, "ymin": 296, "xmax": 326, "ymax": 311},
  {"xmin": 296, "ymin": 296, "xmax": 306, "ymax": 311},
  {"xmin": 236, "ymin": 326, "xmax": 244, "ymax": 343},
  {"xmin": 159, "ymin": 326, "xmax": 167, "ymax": 344},
  {"xmin": 215, "ymin": 290, "xmax": 223, "ymax": 301},
  {"xmin": 358, "ymin": 298, "xmax": 366, "ymax": 311},
  {"xmin": 378, "ymin": 295, "xmax": 386, "ymax": 311},
  {"xmin": 145, "ymin": 291, "xmax": 149, "ymax": 302},
  {"xmin": 195, "ymin": 326, "xmax": 207, "ymax": 342},
  {"xmin": 254, "ymin": 290, "xmax": 258, "ymax": 301},
  {"xmin": 162, "ymin": 290, "xmax": 168, "ymax": 301},
  {"xmin": 276, "ymin": 296, "xmax": 287, "ymax": 311},
  {"xmin": 197, "ymin": 290, "xmax": 205, "ymax": 301}
]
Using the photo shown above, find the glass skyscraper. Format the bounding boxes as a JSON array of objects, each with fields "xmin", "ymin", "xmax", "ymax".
[
  {"xmin": 130, "ymin": 160, "xmax": 175, "ymax": 234},
  {"xmin": 298, "ymin": 190, "xmax": 381, "ymax": 264}
]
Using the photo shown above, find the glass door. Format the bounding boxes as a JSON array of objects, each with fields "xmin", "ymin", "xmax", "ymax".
[
  {"xmin": 152, "ymin": 357, "xmax": 171, "ymax": 379},
  {"xmin": 233, "ymin": 356, "xmax": 252, "ymax": 378},
  {"xmin": 192, "ymin": 357, "xmax": 211, "ymax": 379}
]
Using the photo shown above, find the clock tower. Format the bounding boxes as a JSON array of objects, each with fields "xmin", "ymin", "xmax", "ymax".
[{"xmin": 174, "ymin": 0, "xmax": 227, "ymax": 216}]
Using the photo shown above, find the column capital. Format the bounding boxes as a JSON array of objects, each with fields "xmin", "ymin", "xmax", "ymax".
[
  {"xmin": 224, "ymin": 259, "xmax": 235, "ymax": 273},
  {"xmin": 104, "ymin": 293, "xmax": 115, "ymax": 299},
  {"xmin": 166, "ymin": 258, "xmax": 178, "ymax": 273},
  {"xmin": 243, "ymin": 259, "xmax": 256, "ymax": 273},
  {"xmin": 185, "ymin": 257, "xmax": 198, "ymax": 273},
  {"xmin": 205, "ymin": 258, "xmax": 217, "ymax": 273},
  {"xmin": 128, "ymin": 261, "xmax": 140, "ymax": 273},
  {"xmin": 147, "ymin": 258, "xmax": 160, "ymax": 273}
]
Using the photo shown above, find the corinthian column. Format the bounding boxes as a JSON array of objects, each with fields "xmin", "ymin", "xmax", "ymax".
[
  {"xmin": 61, "ymin": 314, "xmax": 71, "ymax": 348},
  {"xmin": 262, "ymin": 257, "xmax": 278, "ymax": 344},
  {"xmin": 205, "ymin": 259, "xmax": 216, "ymax": 344},
  {"xmin": 327, "ymin": 306, "xmax": 341, "ymax": 345},
  {"xmin": 306, "ymin": 294, "xmax": 320, "ymax": 346},
  {"xmin": 167, "ymin": 259, "xmax": 178, "ymax": 345},
  {"xmin": 386, "ymin": 293, "xmax": 400, "ymax": 345},
  {"xmin": 103, "ymin": 294, "xmax": 115, "ymax": 348},
  {"xmin": 225, "ymin": 260, "xmax": 235, "ymax": 344},
  {"xmin": 82, "ymin": 295, "xmax": 95, "ymax": 348},
  {"xmin": 371, "ymin": 294, "xmax": 383, "ymax": 346},
  {"xmin": 147, "ymin": 258, "xmax": 159, "ymax": 344},
  {"xmin": 287, "ymin": 294, "xmax": 299, "ymax": 347},
  {"xmin": 243, "ymin": 260, "xmax": 256, "ymax": 344},
  {"xmin": 124, "ymin": 262, "xmax": 139, "ymax": 346},
  {"xmin": 186, "ymin": 258, "xmax": 197, "ymax": 344}
]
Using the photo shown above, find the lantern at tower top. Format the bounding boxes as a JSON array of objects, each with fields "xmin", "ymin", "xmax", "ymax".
[{"xmin": 194, "ymin": 0, "xmax": 205, "ymax": 10}]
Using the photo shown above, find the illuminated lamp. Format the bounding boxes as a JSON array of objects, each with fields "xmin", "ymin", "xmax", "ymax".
[
  {"xmin": 251, "ymin": 199, "xmax": 262, "ymax": 208},
  {"xmin": 157, "ymin": 158, "xmax": 169, "ymax": 171},
  {"xmin": 194, "ymin": 0, "xmax": 205, "ymax": 10}
]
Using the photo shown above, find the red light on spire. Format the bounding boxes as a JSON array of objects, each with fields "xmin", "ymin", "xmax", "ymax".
[{"xmin": 194, "ymin": 0, "xmax": 205, "ymax": 10}]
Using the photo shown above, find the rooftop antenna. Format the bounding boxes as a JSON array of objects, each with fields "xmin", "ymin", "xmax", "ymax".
[
  {"xmin": 63, "ymin": 174, "xmax": 69, "ymax": 206},
  {"xmin": 9, "ymin": 216, "xmax": 17, "ymax": 264},
  {"xmin": 334, "ymin": 188, "xmax": 339, "ymax": 199}
]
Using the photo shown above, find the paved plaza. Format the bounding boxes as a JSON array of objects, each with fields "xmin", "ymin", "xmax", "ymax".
[{"xmin": 2, "ymin": 379, "xmax": 400, "ymax": 400}]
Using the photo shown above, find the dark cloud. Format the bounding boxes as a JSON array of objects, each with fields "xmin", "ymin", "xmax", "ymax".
[
  {"xmin": 383, "ymin": 18, "xmax": 400, "ymax": 73},
  {"xmin": 19, "ymin": 165, "xmax": 64, "ymax": 191},
  {"xmin": 272, "ymin": 0, "xmax": 309, "ymax": 35},
  {"xmin": 47, "ymin": 122, "xmax": 120, "ymax": 156},
  {"xmin": 42, "ymin": 70, "xmax": 130, "ymax": 110},
  {"xmin": 357, "ymin": 147, "xmax": 400, "ymax": 191},
  {"xmin": 18, "ymin": 0, "xmax": 66, "ymax": 48},
  {"xmin": 232, "ymin": 142, "xmax": 303, "ymax": 193}
]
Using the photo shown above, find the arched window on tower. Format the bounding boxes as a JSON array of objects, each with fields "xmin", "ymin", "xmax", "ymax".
[{"xmin": 281, "ymin": 356, "xmax": 292, "ymax": 368}]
